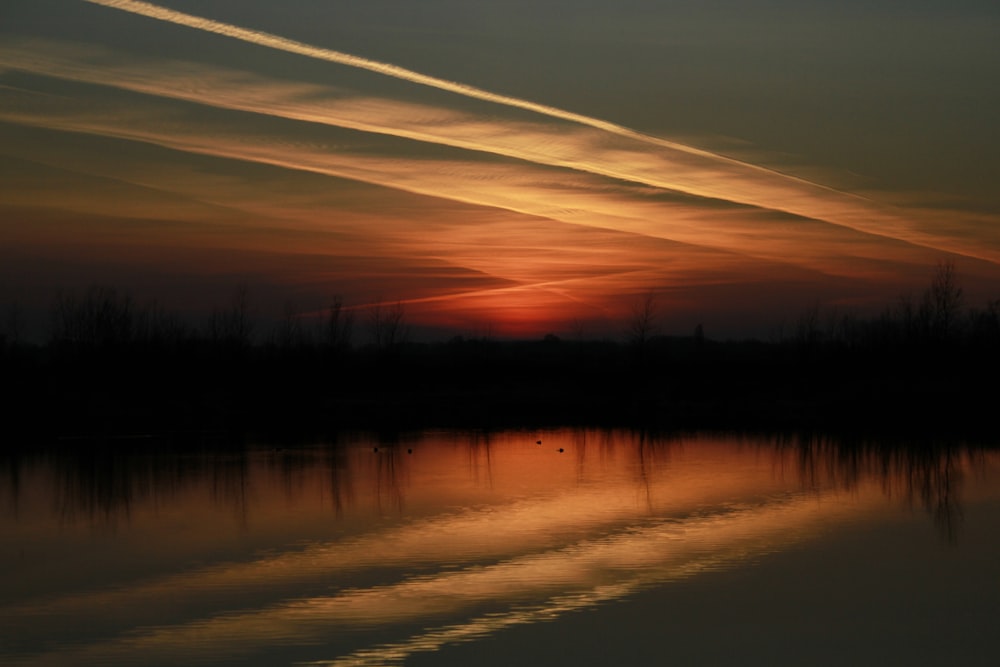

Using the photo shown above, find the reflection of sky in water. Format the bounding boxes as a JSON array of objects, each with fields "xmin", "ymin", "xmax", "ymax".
[{"xmin": 0, "ymin": 431, "xmax": 997, "ymax": 666}]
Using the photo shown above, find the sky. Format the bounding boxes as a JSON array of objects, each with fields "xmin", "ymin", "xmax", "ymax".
[{"xmin": 2, "ymin": 0, "xmax": 999, "ymax": 340}]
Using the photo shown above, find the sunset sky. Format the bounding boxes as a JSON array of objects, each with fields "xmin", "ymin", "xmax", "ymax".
[{"xmin": 2, "ymin": 0, "xmax": 999, "ymax": 340}]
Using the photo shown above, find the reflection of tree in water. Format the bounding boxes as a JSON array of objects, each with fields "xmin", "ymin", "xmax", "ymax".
[
  {"xmin": 468, "ymin": 431, "xmax": 493, "ymax": 489},
  {"xmin": 776, "ymin": 433, "xmax": 972, "ymax": 544},
  {"xmin": 38, "ymin": 436, "xmax": 203, "ymax": 528},
  {"xmin": 0, "ymin": 436, "xmax": 259, "ymax": 529},
  {"xmin": 53, "ymin": 438, "xmax": 259, "ymax": 529},
  {"xmin": 265, "ymin": 442, "xmax": 355, "ymax": 517},
  {"xmin": 54, "ymin": 448, "xmax": 136, "ymax": 528},
  {"xmin": 1, "ymin": 432, "xmax": 989, "ymax": 542},
  {"xmin": 617, "ymin": 428, "xmax": 684, "ymax": 514},
  {"xmin": 324, "ymin": 446, "xmax": 354, "ymax": 517},
  {"xmin": 903, "ymin": 445, "xmax": 965, "ymax": 545},
  {"xmin": 210, "ymin": 451, "xmax": 251, "ymax": 530},
  {"xmin": 0, "ymin": 436, "xmax": 374, "ymax": 527},
  {"xmin": 569, "ymin": 428, "xmax": 682, "ymax": 513},
  {"xmin": 572, "ymin": 429, "xmax": 589, "ymax": 484},
  {"xmin": 370, "ymin": 434, "xmax": 413, "ymax": 515},
  {"xmin": 632, "ymin": 429, "xmax": 655, "ymax": 512}
]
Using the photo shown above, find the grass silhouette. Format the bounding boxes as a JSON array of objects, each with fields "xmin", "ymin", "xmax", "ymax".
[{"xmin": 2, "ymin": 263, "xmax": 998, "ymax": 442}]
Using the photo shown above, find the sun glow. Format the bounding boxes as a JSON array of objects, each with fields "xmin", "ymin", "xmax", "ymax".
[{"xmin": 1, "ymin": 1, "xmax": 998, "ymax": 337}]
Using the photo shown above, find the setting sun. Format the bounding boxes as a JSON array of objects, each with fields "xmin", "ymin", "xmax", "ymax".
[{"xmin": 3, "ymin": 0, "xmax": 1000, "ymax": 340}]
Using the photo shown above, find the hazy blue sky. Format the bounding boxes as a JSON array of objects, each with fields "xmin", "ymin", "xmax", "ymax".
[{"xmin": 2, "ymin": 0, "xmax": 999, "ymax": 339}]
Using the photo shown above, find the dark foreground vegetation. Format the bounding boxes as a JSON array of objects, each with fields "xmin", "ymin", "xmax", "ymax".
[{"xmin": 2, "ymin": 263, "xmax": 999, "ymax": 444}]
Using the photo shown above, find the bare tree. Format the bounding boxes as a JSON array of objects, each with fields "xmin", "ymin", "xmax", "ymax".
[
  {"xmin": 926, "ymin": 260, "xmax": 963, "ymax": 342},
  {"xmin": 795, "ymin": 303, "xmax": 823, "ymax": 347},
  {"xmin": 693, "ymin": 323, "xmax": 705, "ymax": 345},
  {"xmin": 626, "ymin": 290, "xmax": 659, "ymax": 347},
  {"xmin": 51, "ymin": 285, "xmax": 135, "ymax": 346},
  {"xmin": 882, "ymin": 261, "xmax": 965, "ymax": 345},
  {"xmin": 208, "ymin": 283, "xmax": 256, "ymax": 346},
  {"xmin": 969, "ymin": 298, "xmax": 1000, "ymax": 344},
  {"xmin": 272, "ymin": 299, "xmax": 305, "ymax": 349},
  {"xmin": 3, "ymin": 302, "xmax": 25, "ymax": 345},
  {"xmin": 369, "ymin": 299, "xmax": 408, "ymax": 350},
  {"xmin": 135, "ymin": 299, "xmax": 188, "ymax": 344},
  {"xmin": 322, "ymin": 295, "xmax": 354, "ymax": 350}
]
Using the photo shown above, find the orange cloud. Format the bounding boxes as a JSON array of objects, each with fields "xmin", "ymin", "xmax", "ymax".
[{"xmin": 3, "ymin": 8, "xmax": 1000, "ymax": 336}]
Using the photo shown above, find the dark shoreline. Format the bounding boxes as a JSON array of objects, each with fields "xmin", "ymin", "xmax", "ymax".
[{"xmin": 3, "ymin": 334, "xmax": 998, "ymax": 447}]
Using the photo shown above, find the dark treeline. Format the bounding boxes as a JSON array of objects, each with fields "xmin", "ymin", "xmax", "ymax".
[{"xmin": 2, "ymin": 263, "xmax": 999, "ymax": 443}]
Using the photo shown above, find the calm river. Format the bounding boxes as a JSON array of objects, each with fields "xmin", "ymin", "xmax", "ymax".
[{"xmin": 1, "ymin": 430, "xmax": 998, "ymax": 666}]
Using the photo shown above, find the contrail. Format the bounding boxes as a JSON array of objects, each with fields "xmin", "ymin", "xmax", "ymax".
[{"xmin": 81, "ymin": 0, "xmax": 850, "ymax": 198}]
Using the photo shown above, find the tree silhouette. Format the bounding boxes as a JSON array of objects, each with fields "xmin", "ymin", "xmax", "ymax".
[
  {"xmin": 626, "ymin": 289, "xmax": 659, "ymax": 348},
  {"xmin": 51, "ymin": 285, "xmax": 135, "ymax": 347},
  {"xmin": 272, "ymin": 299, "xmax": 305, "ymax": 349},
  {"xmin": 323, "ymin": 295, "xmax": 354, "ymax": 351},
  {"xmin": 368, "ymin": 299, "xmax": 408, "ymax": 350},
  {"xmin": 926, "ymin": 260, "xmax": 963, "ymax": 343},
  {"xmin": 208, "ymin": 283, "xmax": 256, "ymax": 347}
]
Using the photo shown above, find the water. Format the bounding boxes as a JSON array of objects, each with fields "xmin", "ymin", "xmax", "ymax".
[{"xmin": 1, "ymin": 430, "xmax": 998, "ymax": 666}]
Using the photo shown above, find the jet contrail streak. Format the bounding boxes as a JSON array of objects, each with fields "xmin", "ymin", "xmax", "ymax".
[
  {"xmin": 81, "ymin": 0, "xmax": 852, "ymax": 199},
  {"xmin": 78, "ymin": 0, "xmax": 988, "ymax": 260}
]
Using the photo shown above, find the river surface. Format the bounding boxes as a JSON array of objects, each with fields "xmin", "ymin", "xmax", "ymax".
[{"xmin": 1, "ymin": 430, "xmax": 998, "ymax": 666}]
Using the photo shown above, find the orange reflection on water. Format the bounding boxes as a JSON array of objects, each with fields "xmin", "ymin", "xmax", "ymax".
[{"xmin": 0, "ymin": 432, "xmax": 995, "ymax": 666}]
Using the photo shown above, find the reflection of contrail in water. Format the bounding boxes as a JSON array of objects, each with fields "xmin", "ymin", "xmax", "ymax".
[
  {"xmin": 82, "ymin": 0, "xmax": 845, "ymax": 195},
  {"xmin": 319, "ymin": 553, "xmax": 737, "ymax": 667},
  {"xmin": 0, "ymin": 474, "xmax": 721, "ymax": 623},
  {"xmin": 9, "ymin": 490, "xmax": 877, "ymax": 666}
]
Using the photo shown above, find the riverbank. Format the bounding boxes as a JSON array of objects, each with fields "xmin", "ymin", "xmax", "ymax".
[{"xmin": 3, "ymin": 335, "xmax": 997, "ymax": 445}]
